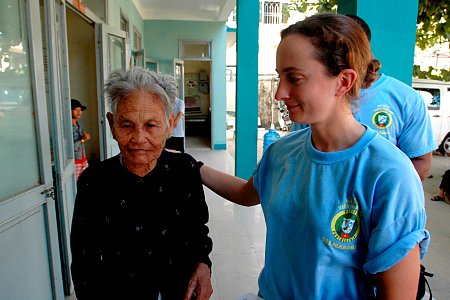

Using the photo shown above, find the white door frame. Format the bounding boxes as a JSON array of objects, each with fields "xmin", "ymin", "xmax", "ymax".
[
  {"xmin": 0, "ymin": 0, "xmax": 64, "ymax": 298},
  {"xmin": 95, "ymin": 23, "xmax": 128, "ymax": 160}
]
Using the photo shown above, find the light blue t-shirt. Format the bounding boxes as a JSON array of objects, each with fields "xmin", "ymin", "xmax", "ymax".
[
  {"xmin": 172, "ymin": 98, "xmax": 185, "ymax": 137},
  {"xmin": 253, "ymin": 127, "xmax": 429, "ymax": 300},
  {"xmin": 354, "ymin": 74, "xmax": 437, "ymax": 158}
]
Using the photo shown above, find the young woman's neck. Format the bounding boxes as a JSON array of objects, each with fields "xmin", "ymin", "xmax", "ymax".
[{"xmin": 310, "ymin": 112, "xmax": 365, "ymax": 152}]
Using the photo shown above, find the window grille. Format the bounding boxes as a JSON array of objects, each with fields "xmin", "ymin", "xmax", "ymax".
[{"xmin": 263, "ymin": 2, "xmax": 281, "ymax": 24}]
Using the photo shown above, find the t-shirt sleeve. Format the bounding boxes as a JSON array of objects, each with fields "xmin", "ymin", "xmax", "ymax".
[
  {"xmin": 363, "ymin": 166, "xmax": 429, "ymax": 274},
  {"xmin": 396, "ymin": 91, "xmax": 437, "ymax": 158}
]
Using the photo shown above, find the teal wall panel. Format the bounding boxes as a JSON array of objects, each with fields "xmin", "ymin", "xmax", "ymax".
[
  {"xmin": 339, "ymin": 0, "xmax": 419, "ymax": 85},
  {"xmin": 337, "ymin": 0, "xmax": 357, "ymax": 15}
]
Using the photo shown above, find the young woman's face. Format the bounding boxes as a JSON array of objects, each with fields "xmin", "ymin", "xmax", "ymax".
[
  {"xmin": 275, "ymin": 34, "xmax": 341, "ymax": 125},
  {"xmin": 72, "ymin": 107, "xmax": 82, "ymax": 120}
]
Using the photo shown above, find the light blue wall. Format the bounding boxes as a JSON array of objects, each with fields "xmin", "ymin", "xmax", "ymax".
[
  {"xmin": 339, "ymin": 0, "xmax": 419, "ymax": 85},
  {"xmin": 107, "ymin": 0, "xmax": 144, "ymax": 53},
  {"xmin": 144, "ymin": 20, "xmax": 228, "ymax": 149}
]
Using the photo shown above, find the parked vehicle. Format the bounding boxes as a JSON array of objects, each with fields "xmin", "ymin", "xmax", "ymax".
[{"xmin": 413, "ymin": 78, "xmax": 450, "ymax": 153}]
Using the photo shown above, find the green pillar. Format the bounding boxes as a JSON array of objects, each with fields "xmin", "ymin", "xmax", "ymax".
[
  {"xmin": 338, "ymin": 0, "xmax": 419, "ymax": 85},
  {"xmin": 235, "ymin": 0, "xmax": 259, "ymax": 179}
]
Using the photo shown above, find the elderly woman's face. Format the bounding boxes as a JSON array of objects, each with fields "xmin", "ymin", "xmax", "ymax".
[{"xmin": 108, "ymin": 91, "xmax": 173, "ymax": 171}]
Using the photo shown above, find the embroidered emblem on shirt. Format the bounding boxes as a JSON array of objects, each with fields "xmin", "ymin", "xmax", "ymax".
[
  {"xmin": 371, "ymin": 106, "xmax": 393, "ymax": 132},
  {"xmin": 331, "ymin": 207, "xmax": 360, "ymax": 243}
]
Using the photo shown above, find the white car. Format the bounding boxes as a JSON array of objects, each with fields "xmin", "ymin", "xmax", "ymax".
[{"xmin": 413, "ymin": 78, "xmax": 450, "ymax": 154}]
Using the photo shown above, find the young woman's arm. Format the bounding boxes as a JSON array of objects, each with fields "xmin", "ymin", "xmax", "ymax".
[
  {"xmin": 200, "ymin": 164, "xmax": 260, "ymax": 206},
  {"xmin": 375, "ymin": 245, "xmax": 421, "ymax": 299}
]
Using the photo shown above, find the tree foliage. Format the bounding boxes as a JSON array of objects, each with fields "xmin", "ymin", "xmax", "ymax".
[
  {"xmin": 413, "ymin": 66, "xmax": 450, "ymax": 82},
  {"xmin": 286, "ymin": 0, "xmax": 450, "ymax": 81},
  {"xmin": 286, "ymin": 0, "xmax": 338, "ymax": 15},
  {"xmin": 416, "ymin": 0, "xmax": 450, "ymax": 50},
  {"xmin": 286, "ymin": 0, "xmax": 449, "ymax": 50}
]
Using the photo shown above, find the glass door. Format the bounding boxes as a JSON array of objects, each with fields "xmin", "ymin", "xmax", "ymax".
[
  {"xmin": 173, "ymin": 59, "xmax": 185, "ymax": 149},
  {"xmin": 0, "ymin": 0, "xmax": 64, "ymax": 298},
  {"xmin": 42, "ymin": 0, "xmax": 77, "ymax": 294},
  {"xmin": 95, "ymin": 24, "xmax": 127, "ymax": 160},
  {"xmin": 174, "ymin": 58, "xmax": 185, "ymax": 100}
]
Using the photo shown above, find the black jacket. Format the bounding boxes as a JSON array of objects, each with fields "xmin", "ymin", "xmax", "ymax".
[{"xmin": 70, "ymin": 151, "xmax": 212, "ymax": 299}]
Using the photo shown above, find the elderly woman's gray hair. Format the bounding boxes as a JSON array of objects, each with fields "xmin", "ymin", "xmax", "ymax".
[{"xmin": 104, "ymin": 67, "xmax": 178, "ymax": 123}]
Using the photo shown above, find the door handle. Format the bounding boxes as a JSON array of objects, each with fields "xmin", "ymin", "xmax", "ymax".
[
  {"xmin": 433, "ymin": 115, "xmax": 441, "ymax": 117},
  {"xmin": 41, "ymin": 187, "xmax": 56, "ymax": 200}
]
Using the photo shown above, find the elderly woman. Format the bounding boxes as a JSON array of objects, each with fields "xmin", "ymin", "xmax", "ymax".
[{"xmin": 70, "ymin": 67, "xmax": 213, "ymax": 300}]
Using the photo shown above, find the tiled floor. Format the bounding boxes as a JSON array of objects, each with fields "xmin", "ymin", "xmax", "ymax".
[
  {"xmin": 421, "ymin": 155, "xmax": 450, "ymax": 300},
  {"xmin": 188, "ymin": 147, "xmax": 264, "ymax": 300},
  {"xmin": 66, "ymin": 138, "xmax": 450, "ymax": 300}
]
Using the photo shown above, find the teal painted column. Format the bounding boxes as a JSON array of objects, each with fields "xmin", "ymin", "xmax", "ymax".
[
  {"xmin": 337, "ymin": 0, "xmax": 357, "ymax": 15},
  {"xmin": 235, "ymin": 0, "xmax": 259, "ymax": 179},
  {"xmin": 338, "ymin": 0, "xmax": 419, "ymax": 85}
]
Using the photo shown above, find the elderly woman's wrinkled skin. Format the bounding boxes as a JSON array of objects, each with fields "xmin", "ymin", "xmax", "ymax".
[{"xmin": 106, "ymin": 90, "xmax": 174, "ymax": 177}]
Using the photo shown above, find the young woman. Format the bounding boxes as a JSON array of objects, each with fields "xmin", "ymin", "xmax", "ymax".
[
  {"xmin": 71, "ymin": 98, "xmax": 90, "ymax": 180},
  {"xmin": 200, "ymin": 14, "xmax": 429, "ymax": 299}
]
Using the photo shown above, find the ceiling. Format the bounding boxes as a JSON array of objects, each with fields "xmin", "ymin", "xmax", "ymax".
[{"xmin": 132, "ymin": 0, "xmax": 236, "ymax": 21}]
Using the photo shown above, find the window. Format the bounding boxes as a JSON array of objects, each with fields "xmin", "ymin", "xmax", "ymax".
[
  {"xmin": 260, "ymin": 1, "xmax": 289, "ymax": 24},
  {"xmin": 0, "ymin": 0, "xmax": 40, "ymax": 200},
  {"xmin": 179, "ymin": 41, "xmax": 211, "ymax": 60},
  {"xmin": 415, "ymin": 88, "xmax": 441, "ymax": 110},
  {"xmin": 82, "ymin": 0, "xmax": 106, "ymax": 22},
  {"xmin": 133, "ymin": 28, "xmax": 142, "ymax": 50},
  {"xmin": 120, "ymin": 13, "xmax": 129, "ymax": 34}
]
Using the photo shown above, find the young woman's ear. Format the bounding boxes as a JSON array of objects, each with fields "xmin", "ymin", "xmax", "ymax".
[{"xmin": 336, "ymin": 69, "xmax": 358, "ymax": 97}]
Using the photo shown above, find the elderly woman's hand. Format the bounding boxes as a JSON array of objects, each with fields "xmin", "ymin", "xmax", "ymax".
[{"xmin": 184, "ymin": 263, "xmax": 213, "ymax": 300}]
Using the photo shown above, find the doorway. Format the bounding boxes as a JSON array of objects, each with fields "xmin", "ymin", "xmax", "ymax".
[
  {"xmin": 184, "ymin": 60, "xmax": 212, "ymax": 149},
  {"xmin": 66, "ymin": 8, "xmax": 101, "ymax": 166}
]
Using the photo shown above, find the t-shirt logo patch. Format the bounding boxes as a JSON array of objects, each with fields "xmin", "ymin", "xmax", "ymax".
[
  {"xmin": 331, "ymin": 209, "xmax": 360, "ymax": 243},
  {"xmin": 371, "ymin": 108, "xmax": 393, "ymax": 130}
]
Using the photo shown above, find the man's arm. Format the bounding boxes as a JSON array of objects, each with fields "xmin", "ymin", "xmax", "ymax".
[
  {"xmin": 411, "ymin": 152, "xmax": 432, "ymax": 181},
  {"xmin": 375, "ymin": 245, "xmax": 420, "ymax": 299},
  {"xmin": 174, "ymin": 111, "xmax": 183, "ymax": 128}
]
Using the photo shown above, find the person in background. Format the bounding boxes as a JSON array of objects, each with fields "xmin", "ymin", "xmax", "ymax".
[
  {"xmin": 434, "ymin": 130, "xmax": 450, "ymax": 156},
  {"xmin": 348, "ymin": 14, "xmax": 436, "ymax": 181},
  {"xmin": 198, "ymin": 14, "xmax": 429, "ymax": 299},
  {"xmin": 70, "ymin": 68, "xmax": 213, "ymax": 300},
  {"xmin": 431, "ymin": 169, "xmax": 450, "ymax": 204},
  {"xmin": 71, "ymin": 99, "xmax": 90, "ymax": 180},
  {"xmin": 166, "ymin": 97, "xmax": 185, "ymax": 152}
]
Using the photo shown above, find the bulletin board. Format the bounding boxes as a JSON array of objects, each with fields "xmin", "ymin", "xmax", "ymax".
[
  {"xmin": 185, "ymin": 73, "xmax": 201, "ymax": 112},
  {"xmin": 185, "ymin": 73, "xmax": 199, "ymax": 96},
  {"xmin": 185, "ymin": 96, "xmax": 201, "ymax": 112}
]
